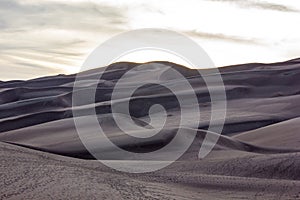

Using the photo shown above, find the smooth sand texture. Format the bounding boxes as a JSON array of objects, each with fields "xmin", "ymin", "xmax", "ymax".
[{"xmin": 1, "ymin": 59, "xmax": 300, "ymax": 199}]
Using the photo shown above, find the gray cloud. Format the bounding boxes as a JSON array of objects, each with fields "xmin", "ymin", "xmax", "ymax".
[
  {"xmin": 0, "ymin": 0, "xmax": 129, "ymax": 80},
  {"xmin": 205, "ymin": 0, "xmax": 298, "ymax": 12},
  {"xmin": 187, "ymin": 31, "xmax": 263, "ymax": 45},
  {"xmin": 0, "ymin": 0, "xmax": 127, "ymax": 32},
  {"xmin": 1, "ymin": 0, "xmax": 299, "ymax": 80}
]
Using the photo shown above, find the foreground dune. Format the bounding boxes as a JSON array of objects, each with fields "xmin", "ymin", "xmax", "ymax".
[
  {"xmin": 1, "ymin": 141, "xmax": 300, "ymax": 199},
  {"xmin": 1, "ymin": 58, "xmax": 300, "ymax": 199}
]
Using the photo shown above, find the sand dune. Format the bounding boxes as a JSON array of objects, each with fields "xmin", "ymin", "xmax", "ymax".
[
  {"xmin": 1, "ymin": 140, "xmax": 300, "ymax": 199},
  {"xmin": 1, "ymin": 59, "xmax": 300, "ymax": 199}
]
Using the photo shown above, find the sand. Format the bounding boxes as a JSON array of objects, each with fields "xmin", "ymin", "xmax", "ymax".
[{"xmin": 1, "ymin": 59, "xmax": 300, "ymax": 199}]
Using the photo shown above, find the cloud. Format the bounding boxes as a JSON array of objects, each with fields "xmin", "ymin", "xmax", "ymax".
[
  {"xmin": 205, "ymin": 0, "xmax": 298, "ymax": 12},
  {"xmin": 0, "ymin": 0, "xmax": 127, "ymax": 32},
  {"xmin": 0, "ymin": 0, "xmax": 129, "ymax": 80},
  {"xmin": 0, "ymin": 0, "xmax": 299, "ymax": 80},
  {"xmin": 186, "ymin": 31, "xmax": 262, "ymax": 45}
]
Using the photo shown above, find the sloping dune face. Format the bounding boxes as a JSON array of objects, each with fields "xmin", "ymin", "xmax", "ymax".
[{"xmin": 1, "ymin": 59, "xmax": 300, "ymax": 199}]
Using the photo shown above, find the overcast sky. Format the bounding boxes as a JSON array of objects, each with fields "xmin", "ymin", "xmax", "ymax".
[{"xmin": 1, "ymin": 0, "xmax": 300, "ymax": 80}]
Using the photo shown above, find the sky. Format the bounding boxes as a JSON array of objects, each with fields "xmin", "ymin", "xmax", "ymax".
[{"xmin": 1, "ymin": 0, "xmax": 300, "ymax": 80}]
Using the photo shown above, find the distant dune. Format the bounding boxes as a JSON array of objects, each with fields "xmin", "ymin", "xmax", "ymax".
[{"xmin": 1, "ymin": 59, "xmax": 300, "ymax": 199}]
